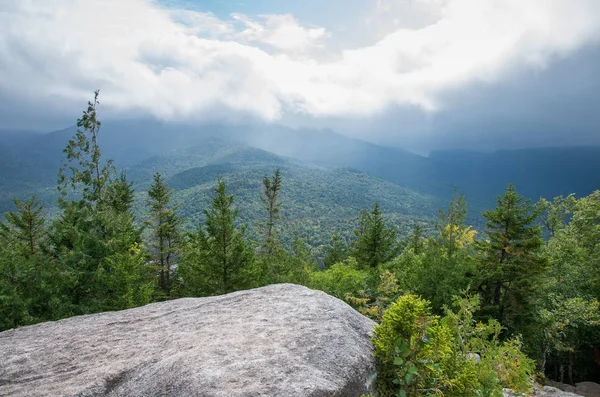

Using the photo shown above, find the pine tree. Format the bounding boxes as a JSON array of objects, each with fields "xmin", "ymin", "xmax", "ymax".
[
  {"xmin": 323, "ymin": 232, "xmax": 348, "ymax": 269},
  {"xmin": 178, "ymin": 179, "xmax": 254, "ymax": 296},
  {"xmin": 51, "ymin": 91, "xmax": 148, "ymax": 313},
  {"xmin": 352, "ymin": 203, "xmax": 399, "ymax": 268},
  {"xmin": 259, "ymin": 168, "xmax": 283, "ymax": 254},
  {"xmin": 0, "ymin": 196, "xmax": 57, "ymax": 329},
  {"xmin": 57, "ymin": 90, "xmax": 113, "ymax": 204},
  {"xmin": 408, "ymin": 222, "xmax": 424, "ymax": 254},
  {"xmin": 476, "ymin": 184, "xmax": 547, "ymax": 331},
  {"xmin": 146, "ymin": 172, "xmax": 181, "ymax": 296},
  {"xmin": 0, "ymin": 197, "xmax": 47, "ymax": 257}
]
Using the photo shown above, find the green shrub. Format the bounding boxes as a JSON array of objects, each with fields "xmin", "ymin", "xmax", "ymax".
[
  {"xmin": 346, "ymin": 270, "xmax": 402, "ymax": 321},
  {"xmin": 372, "ymin": 293, "xmax": 535, "ymax": 397},
  {"xmin": 308, "ymin": 257, "xmax": 370, "ymax": 299}
]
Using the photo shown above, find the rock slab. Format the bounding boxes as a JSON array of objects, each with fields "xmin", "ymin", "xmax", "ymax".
[
  {"xmin": 0, "ymin": 284, "xmax": 376, "ymax": 397},
  {"xmin": 548, "ymin": 381, "xmax": 600, "ymax": 397},
  {"xmin": 504, "ymin": 383, "xmax": 585, "ymax": 397}
]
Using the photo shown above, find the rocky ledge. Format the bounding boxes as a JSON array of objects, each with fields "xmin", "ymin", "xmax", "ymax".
[{"xmin": 0, "ymin": 284, "xmax": 376, "ymax": 397}]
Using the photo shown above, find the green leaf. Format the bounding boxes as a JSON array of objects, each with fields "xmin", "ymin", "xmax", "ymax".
[{"xmin": 394, "ymin": 357, "xmax": 405, "ymax": 366}]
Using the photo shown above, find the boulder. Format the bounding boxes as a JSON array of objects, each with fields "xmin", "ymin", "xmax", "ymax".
[
  {"xmin": 0, "ymin": 284, "xmax": 377, "ymax": 397},
  {"xmin": 548, "ymin": 381, "xmax": 600, "ymax": 397},
  {"xmin": 504, "ymin": 382, "xmax": 583, "ymax": 397},
  {"xmin": 573, "ymin": 382, "xmax": 600, "ymax": 397}
]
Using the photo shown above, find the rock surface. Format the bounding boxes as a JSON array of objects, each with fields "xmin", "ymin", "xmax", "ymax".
[
  {"xmin": 548, "ymin": 381, "xmax": 600, "ymax": 397},
  {"xmin": 504, "ymin": 384, "xmax": 583, "ymax": 396},
  {"xmin": 0, "ymin": 284, "xmax": 377, "ymax": 397}
]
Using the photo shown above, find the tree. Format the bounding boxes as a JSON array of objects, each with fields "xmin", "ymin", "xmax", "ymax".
[
  {"xmin": 178, "ymin": 179, "xmax": 254, "ymax": 296},
  {"xmin": 475, "ymin": 184, "xmax": 547, "ymax": 331},
  {"xmin": 254, "ymin": 168, "xmax": 288, "ymax": 286},
  {"xmin": 57, "ymin": 90, "xmax": 113, "ymax": 204},
  {"xmin": 0, "ymin": 197, "xmax": 60, "ymax": 330},
  {"xmin": 259, "ymin": 168, "xmax": 283, "ymax": 255},
  {"xmin": 50, "ymin": 91, "xmax": 149, "ymax": 314},
  {"xmin": 0, "ymin": 197, "xmax": 47, "ymax": 257},
  {"xmin": 407, "ymin": 222, "xmax": 424, "ymax": 255},
  {"xmin": 538, "ymin": 194, "xmax": 577, "ymax": 237},
  {"xmin": 403, "ymin": 193, "xmax": 477, "ymax": 312},
  {"xmin": 352, "ymin": 203, "xmax": 399, "ymax": 268},
  {"xmin": 146, "ymin": 172, "xmax": 181, "ymax": 296},
  {"xmin": 528, "ymin": 191, "xmax": 600, "ymax": 381},
  {"xmin": 323, "ymin": 232, "xmax": 348, "ymax": 269},
  {"xmin": 437, "ymin": 190, "xmax": 468, "ymax": 259}
]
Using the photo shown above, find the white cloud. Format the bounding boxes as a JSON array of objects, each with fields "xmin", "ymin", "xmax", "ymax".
[
  {"xmin": 0, "ymin": 0, "xmax": 599, "ymax": 124},
  {"xmin": 232, "ymin": 13, "xmax": 328, "ymax": 53}
]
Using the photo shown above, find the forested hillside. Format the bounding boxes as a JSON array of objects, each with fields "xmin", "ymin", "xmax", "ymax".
[
  {"xmin": 1, "ymin": 118, "xmax": 598, "ymax": 228},
  {"xmin": 1, "ymin": 93, "xmax": 600, "ymax": 397}
]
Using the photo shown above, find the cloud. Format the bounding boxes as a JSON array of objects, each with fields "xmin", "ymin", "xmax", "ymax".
[
  {"xmin": 0, "ymin": 0, "xmax": 599, "ymax": 127},
  {"xmin": 232, "ymin": 13, "xmax": 328, "ymax": 53}
]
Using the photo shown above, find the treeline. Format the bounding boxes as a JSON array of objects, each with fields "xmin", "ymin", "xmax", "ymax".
[{"xmin": 1, "ymin": 93, "xmax": 600, "ymax": 388}]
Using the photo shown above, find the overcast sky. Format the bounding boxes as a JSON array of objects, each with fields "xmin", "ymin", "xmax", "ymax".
[{"xmin": 0, "ymin": 0, "xmax": 599, "ymax": 152}]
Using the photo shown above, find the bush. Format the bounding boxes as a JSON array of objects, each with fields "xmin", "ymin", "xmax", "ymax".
[
  {"xmin": 372, "ymin": 293, "xmax": 535, "ymax": 397},
  {"xmin": 308, "ymin": 257, "xmax": 370, "ymax": 299},
  {"xmin": 346, "ymin": 270, "xmax": 402, "ymax": 321}
]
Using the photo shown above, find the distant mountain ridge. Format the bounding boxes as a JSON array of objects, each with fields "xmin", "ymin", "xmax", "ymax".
[{"xmin": 0, "ymin": 120, "xmax": 598, "ymax": 230}]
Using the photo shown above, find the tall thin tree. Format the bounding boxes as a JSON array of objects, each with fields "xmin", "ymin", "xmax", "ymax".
[
  {"xmin": 259, "ymin": 168, "xmax": 283, "ymax": 254},
  {"xmin": 146, "ymin": 172, "xmax": 181, "ymax": 295}
]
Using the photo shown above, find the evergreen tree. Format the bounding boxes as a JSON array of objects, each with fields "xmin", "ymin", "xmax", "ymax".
[
  {"xmin": 50, "ymin": 91, "xmax": 149, "ymax": 313},
  {"xmin": 178, "ymin": 179, "xmax": 254, "ymax": 296},
  {"xmin": 352, "ymin": 203, "xmax": 399, "ymax": 267},
  {"xmin": 259, "ymin": 168, "xmax": 283, "ymax": 254},
  {"xmin": 407, "ymin": 222, "xmax": 424, "ymax": 254},
  {"xmin": 0, "ymin": 197, "xmax": 60, "ymax": 330},
  {"xmin": 57, "ymin": 90, "xmax": 113, "ymax": 204},
  {"xmin": 476, "ymin": 184, "xmax": 547, "ymax": 331},
  {"xmin": 146, "ymin": 172, "xmax": 181, "ymax": 296},
  {"xmin": 254, "ymin": 168, "xmax": 287, "ymax": 286},
  {"xmin": 284, "ymin": 235, "xmax": 317, "ymax": 284},
  {"xmin": 323, "ymin": 232, "xmax": 348, "ymax": 269},
  {"xmin": 0, "ymin": 197, "xmax": 47, "ymax": 257}
]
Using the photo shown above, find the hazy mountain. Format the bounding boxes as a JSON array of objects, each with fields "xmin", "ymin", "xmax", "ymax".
[{"xmin": 0, "ymin": 120, "xmax": 598, "ymax": 229}]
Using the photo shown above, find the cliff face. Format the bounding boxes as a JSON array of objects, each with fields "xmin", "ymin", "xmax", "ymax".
[{"xmin": 0, "ymin": 284, "xmax": 376, "ymax": 397}]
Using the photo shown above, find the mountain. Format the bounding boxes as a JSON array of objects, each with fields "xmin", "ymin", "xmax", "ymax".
[
  {"xmin": 428, "ymin": 146, "xmax": 600, "ymax": 215},
  {"xmin": 0, "ymin": 119, "xmax": 599, "ymax": 238},
  {"xmin": 124, "ymin": 141, "xmax": 437, "ymax": 252}
]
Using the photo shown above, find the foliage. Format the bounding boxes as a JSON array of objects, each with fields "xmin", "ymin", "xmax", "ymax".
[
  {"xmin": 475, "ymin": 184, "xmax": 547, "ymax": 333},
  {"xmin": 346, "ymin": 270, "xmax": 401, "ymax": 322},
  {"xmin": 258, "ymin": 168, "xmax": 283, "ymax": 254},
  {"xmin": 5, "ymin": 89, "xmax": 600, "ymax": 390},
  {"xmin": 379, "ymin": 193, "xmax": 478, "ymax": 315},
  {"xmin": 176, "ymin": 179, "xmax": 254, "ymax": 296},
  {"xmin": 323, "ymin": 232, "xmax": 349, "ymax": 269},
  {"xmin": 0, "ymin": 197, "xmax": 63, "ymax": 329},
  {"xmin": 309, "ymin": 257, "xmax": 370, "ymax": 300},
  {"xmin": 146, "ymin": 172, "xmax": 181, "ymax": 296},
  {"xmin": 538, "ymin": 194, "xmax": 577, "ymax": 237},
  {"xmin": 352, "ymin": 203, "xmax": 400, "ymax": 268},
  {"xmin": 373, "ymin": 293, "xmax": 535, "ymax": 397},
  {"xmin": 372, "ymin": 294, "xmax": 456, "ymax": 397},
  {"xmin": 57, "ymin": 90, "xmax": 114, "ymax": 204},
  {"xmin": 95, "ymin": 242, "xmax": 155, "ymax": 310}
]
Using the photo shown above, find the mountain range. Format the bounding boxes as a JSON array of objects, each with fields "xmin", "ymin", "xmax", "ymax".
[{"xmin": 0, "ymin": 120, "xmax": 598, "ymax": 250}]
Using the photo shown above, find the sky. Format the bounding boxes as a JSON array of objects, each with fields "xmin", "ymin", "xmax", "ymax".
[{"xmin": 0, "ymin": 0, "xmax": 599, "ymax": 152}]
